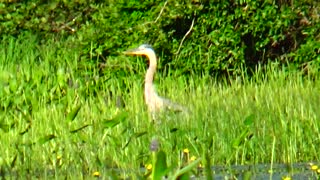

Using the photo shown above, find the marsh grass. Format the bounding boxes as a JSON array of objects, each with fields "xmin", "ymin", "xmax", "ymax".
[{"xmin": 0, "ymin": 35, "xmax": 319, "ymax": 178}]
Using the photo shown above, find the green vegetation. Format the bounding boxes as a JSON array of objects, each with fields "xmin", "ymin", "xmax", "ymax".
[
  {"xmin": 0, "ymin": 34, "xmax": 319, "ymax": 178},
  {"xmin": 0, "ymin": 0, "xmax": 319, "ymax": 178},
  {"xmin": 1, "ymin": 0, "xmax": 319, "ymax": 76}
]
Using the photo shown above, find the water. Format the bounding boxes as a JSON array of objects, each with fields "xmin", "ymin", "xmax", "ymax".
[
  {"xmin": 1, "ymin": 162, "xmax": 318, "ymax": 179},
  {"xmin": 202, "ymin": 162, "xmax": 319, "ymax": 179}
]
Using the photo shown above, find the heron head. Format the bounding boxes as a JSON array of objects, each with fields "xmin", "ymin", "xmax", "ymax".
[{"xmin": 124, "ymin": 44, "xmax": 155, "ymax": 56}]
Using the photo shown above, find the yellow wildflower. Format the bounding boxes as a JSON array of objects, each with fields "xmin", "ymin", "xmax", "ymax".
[
  {"xmin": 282, "ymin": 176, "xmax": 291, "ymax": 180},
  {"xmin": 145, "ymin": 164, "xmax": 152, "ymax": 171},
  {"xmin": 190, "ymin": 156, "xmax": 197, "ymax": 162},
  {"xmin": 311, "ymin": 165, "xmax": 318, "ymax": 171},
  {"xmin": 93, "ymin": 171, "xmax": 100, "ymax": 177},
  {"xmin": 183, "ymin": 148, "xmax": 190, "ymax": 154}
]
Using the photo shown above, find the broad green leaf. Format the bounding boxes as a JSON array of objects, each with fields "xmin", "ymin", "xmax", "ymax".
[
  {"xmin": 152, "ymin": 150, "xmax": 167, "ymax": 180},
  {"xmin": 232, "ymin": 128, "xmax": 250, "ymax": 148},
  {"xmin": 244, "ymin": 114, "xmax": 254, "ymax": 126},
  {"xmin": 38, "ymin": 134, "xmax": 56, "ymax": 144},
  {"xmin": 103, "ymin": 111, "xmax": 128, "ymax": 128},
  {"xmin": 0, "ymin": 122, "xmax": 14, "ymax": 132},
  {"xmin": 66, "ymin": 104, "xmax": 82, "ymax": 122}
]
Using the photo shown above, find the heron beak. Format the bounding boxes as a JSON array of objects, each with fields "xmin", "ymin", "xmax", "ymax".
[{"xmin": 123, "ymin": 48, "xmax": 141, "ymax": 55}]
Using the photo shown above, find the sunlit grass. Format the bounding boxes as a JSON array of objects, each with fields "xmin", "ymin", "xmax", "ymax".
[{"xmin": 0, "ymin": 34, "xmax": 319, "ymax": 178}]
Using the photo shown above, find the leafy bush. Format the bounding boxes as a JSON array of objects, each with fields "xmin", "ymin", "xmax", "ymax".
[{"xmin": 0, "ymin": 0, "xmax": 319, "ymax": 77}]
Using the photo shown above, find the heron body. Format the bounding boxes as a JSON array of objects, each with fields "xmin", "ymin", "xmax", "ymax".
[{"xmin": 124, "ymin": 44, "xmax": 185, "ymax": 117}]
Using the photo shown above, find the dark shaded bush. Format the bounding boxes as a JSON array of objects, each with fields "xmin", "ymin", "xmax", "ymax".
[{"xmin": 0, "ymin": 0, "xmax": 319, "ymax": 77}]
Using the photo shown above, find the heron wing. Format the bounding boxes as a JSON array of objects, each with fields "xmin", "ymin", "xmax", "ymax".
[{"xmin": 161, "ymin": 97, "xmax": 188, "ymax": 113}]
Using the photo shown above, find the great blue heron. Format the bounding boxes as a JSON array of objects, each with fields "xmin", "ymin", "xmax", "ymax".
[{"xmin": 124, "ymin": 44, "xmax": 186, "ymax": 119}]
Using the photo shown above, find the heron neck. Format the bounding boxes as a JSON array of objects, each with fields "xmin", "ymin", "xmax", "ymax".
[{"xmin": 145, "ymin": 52, "xmax": 157, "ymax": 85}]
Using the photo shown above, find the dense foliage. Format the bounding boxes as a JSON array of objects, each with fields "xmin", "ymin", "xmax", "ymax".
[
  {"xmin": 0, "ymin": 0, "xmax": 319, "ymax": 76},
  {"xmin": 1, "ymin": 1, "xmax": 320, "ymax": 178}
]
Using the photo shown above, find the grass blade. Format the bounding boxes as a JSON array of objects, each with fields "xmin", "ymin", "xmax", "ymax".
[{"xmin": 66, "ymin": 104, "xmax": 82, "ymax": 122}]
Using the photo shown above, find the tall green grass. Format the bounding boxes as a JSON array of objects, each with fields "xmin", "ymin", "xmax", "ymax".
[{"xmin": 0, "ymin": 34, "xmax": 319, "ymax": 178}]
